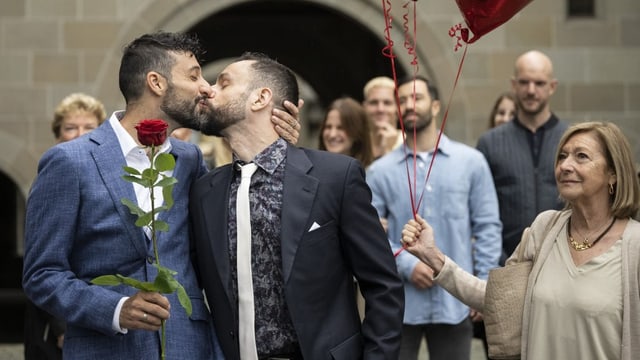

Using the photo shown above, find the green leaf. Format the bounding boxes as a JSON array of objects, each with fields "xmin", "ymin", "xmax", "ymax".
[
  {"xmin": 154, "ymin": 220, "xmax": 169, "ymax": 232},
  {"xmin": 154, "ymin": 265, "xmax": 179, "ymax": 293},
  {"xmin": 123, "ymin": 166, "xmax": 141, "ymax": 176},
  {"xmin": 176, "ymin": 284, "xmax": 193, "ymax": 317},
  {"xmin": 116, "ymin": 274, "xmax": 158, "ymax": 292},
  {"xmin": 122, "ymin": 175, "xmax": 150, "ymax": 187},
  {"xmin": 162, "ymin": 184, "xmax": 175, "ymax": 210},
  {"xmin": 153, "ymin": 265, "xmax": 192, "ymax": 316},
  {"xmin": 154, "ymin": 204, "xmax": 170, "ymax": 213},
  {"xmin": 135, "ymin": 212, "xmax": 153, "ymax": 227},
  {"xmin": 92, "ymin": 266, "xmax": 193, "ymax": 317},
  {"xmin": 142, "ymin": 168, "xmax": 158, "ymax": 184},
  {"xmin": 155, "ymin": 153, "xmax": 176, "ymax": 172},
  {"xmin": 121, "ymin": 198, "xmax": 146, "ymax": 217},
  {"xmin": 91, "ymin": 275, "xmax": 124, "ymax": 286},
  {"xmin": 90, "ymin": 274, "xmax": 158, "ymax": 292},
  {"xmin": 155, "ymin": 176, "xmax": 178, "ymax": 188},
  {"xmin": 155, "ymin": 264, "xmax": 178, "ymax": 276}
]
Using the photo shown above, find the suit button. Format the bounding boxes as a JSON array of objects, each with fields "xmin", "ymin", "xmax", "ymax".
[
  {"xmin": 147, "ymin": 256, "xmax": 154, "ymax": 264},
  {"xmin": 229, "ymin": 331, "xmax": 235, "ymax": 339}
]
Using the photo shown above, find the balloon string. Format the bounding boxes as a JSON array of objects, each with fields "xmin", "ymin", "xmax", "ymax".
[
  {"xmin": 382, "ymin": 0, "xmax": 418, "ymax": 256},
  {"xmin": 382, "ymin": 0, "xmax": 418, "ymax": 215},
  {"xmin": 384, "ymin": 0, "xmax": 423, "ymax": 257},
  {"xmin": 394, "ymin": 43, "xmax": 469, "ymax": 257},
  {"xmin": 402, "ymin": 0, "xmax": 420, "ymax": 220}
]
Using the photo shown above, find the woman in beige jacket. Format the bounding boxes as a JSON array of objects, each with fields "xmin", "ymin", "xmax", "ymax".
[{"xmin": 401, "ymin": 121, "xmax": 640, "ymax": 360}]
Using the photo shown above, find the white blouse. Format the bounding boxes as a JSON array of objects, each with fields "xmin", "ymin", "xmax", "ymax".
[{"xmin": 527, "ymin": 225, "xmax": 622, "ymax": 360}]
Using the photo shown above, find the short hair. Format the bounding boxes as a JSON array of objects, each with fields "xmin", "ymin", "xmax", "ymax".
[
  {"xmin": 555, "ymin": 121, "xmax": 640, "ymax": 218},
  {"xmin": 52, "ymin": 93, "xmax": 106, "ymax": 139},
  {"xmin": 363, "ymin": 76, "xmax": 395, "ymax": 99},
  {"xmin": 488, "ymin": 91, "xmax": 517, "ymax": 129},
  {"xmin": 318, "ymin": 97, "xmax": 374, "ymax": 167},
  {"xmin": 119, "ymin": 31, "xmax": 205, "ymax": 103},
  {"xmin": 397, "ymin": 75, "xmax": 439, "ymax": 101},
  {"xmin": 236, "ymin": 52, "xmax": 299, "ymax": 112}
]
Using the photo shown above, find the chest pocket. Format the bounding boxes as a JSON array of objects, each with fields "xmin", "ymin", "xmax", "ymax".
[{"xmin": 438, "ymin": 183, "xmax": 469, "ymax": 220}]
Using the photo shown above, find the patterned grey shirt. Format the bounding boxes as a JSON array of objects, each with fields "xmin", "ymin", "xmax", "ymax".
[{"xmin": 228, "ymin": 137, "xmax": 298, "ymax": 356}]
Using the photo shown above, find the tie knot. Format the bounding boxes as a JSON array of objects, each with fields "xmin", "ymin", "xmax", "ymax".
[{"xmin": 240, "ymin": 163, "xmax": 258, "ymax": 179}]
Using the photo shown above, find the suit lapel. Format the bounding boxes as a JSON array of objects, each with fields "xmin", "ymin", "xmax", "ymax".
[
  {"xmin": 205, "ymin": 147, "xmax": 318, "ymax": 294},
  {"xmin": 281, "ymin": 146, "xmax": 318, "ymax": 283},
  {"xmin": 89, "ymin": 122, "xmax": 148, "ymax": 258},
  {"xmin": 156, "ymin": 138, "xmax": 186, "ymax": 234},
  {"xmin": 202, "ymin": 165, "xmax": 234, "ymax": 303}
]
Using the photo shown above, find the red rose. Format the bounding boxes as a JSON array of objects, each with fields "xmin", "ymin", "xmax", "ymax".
[{"xmin": 135, "ymin": 119, "xmax": 169, "ymax": 146}]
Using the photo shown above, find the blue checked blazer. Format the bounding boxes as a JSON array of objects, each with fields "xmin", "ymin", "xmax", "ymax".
[{"xmin": 23, "ymin": 120, "xmax": 222, "ymax": 359}]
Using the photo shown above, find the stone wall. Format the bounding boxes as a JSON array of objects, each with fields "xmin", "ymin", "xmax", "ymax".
[{"xmin": 1, "ymin": 0, "xmax": 639, "ymax": 197}]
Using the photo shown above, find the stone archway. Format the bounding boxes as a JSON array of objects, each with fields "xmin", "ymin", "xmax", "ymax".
[
  {"xmin": 94, "ymin": 0, "xmax": 465, "ymax": 146},
  {"xmin": 0, "ymin": 170, "xmax": 26, "ymax": 342},
  {"xmin": 0, "ymin": 129, "xmax": 30, "ymax": 342}
]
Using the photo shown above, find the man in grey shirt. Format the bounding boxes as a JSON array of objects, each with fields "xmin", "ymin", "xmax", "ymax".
[{"xmin": 477, "ymin": 50, "xmax": 568, "ymax": 261}]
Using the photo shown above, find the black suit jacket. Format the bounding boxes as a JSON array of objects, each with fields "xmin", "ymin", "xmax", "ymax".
[{"xmin": 190, "ymin": 145, "xmax": 404, "ymax": 360}]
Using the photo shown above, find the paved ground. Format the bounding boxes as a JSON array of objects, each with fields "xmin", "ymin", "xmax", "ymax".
[
  {"xmin": 421, "ymin": 339, "xmax": 488, "ymax": 360},
  {"xmin": 2, "ymin": 339, "xmax": 487, "ymax": 359},
  {"xmin": 0, "ymin": 344, "xmax": 22, "ymax": 360}
]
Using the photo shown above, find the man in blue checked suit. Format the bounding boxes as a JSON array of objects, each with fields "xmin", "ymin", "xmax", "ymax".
[{"xmin": 22, "ymin": 32, "xmax": 300, "ymax": 359}]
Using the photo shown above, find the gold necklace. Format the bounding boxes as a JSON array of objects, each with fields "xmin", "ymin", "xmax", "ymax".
[{"xmin": 567, "ymin": 217, "xmax": 616, "ymax": 251}]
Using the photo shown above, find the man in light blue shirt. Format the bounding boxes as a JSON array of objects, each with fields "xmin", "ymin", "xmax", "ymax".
[{"xmin": 367, "ymin": 75, "xmax": 501, "ymax": 360}]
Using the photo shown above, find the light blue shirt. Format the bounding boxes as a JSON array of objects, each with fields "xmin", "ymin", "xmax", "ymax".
[{"xmin": 366, "ymin": 135, "xmax": 502, "ymax": 325}]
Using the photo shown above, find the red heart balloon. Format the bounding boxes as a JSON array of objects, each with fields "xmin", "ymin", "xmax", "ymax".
[{"xmin": 455, "ymin": 0, "xmax": 533, "ymax": 44}]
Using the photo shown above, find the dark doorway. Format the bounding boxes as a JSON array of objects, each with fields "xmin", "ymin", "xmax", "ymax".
[
  {"xmin": 188, "ymin": 0, "xmax": 407, "ymax": 140},
  {"xmin": 0, "ymin": 171, "xmax": 26, "ymax": 343}
]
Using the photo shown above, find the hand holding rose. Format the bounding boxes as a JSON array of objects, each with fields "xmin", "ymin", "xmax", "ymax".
[
  {"xmin": 120, "ymin": 291, "xmax": 171, "ymax": 331},
  {"xmin": 92, "ymin": 119, "xmax": 190, "ymax": 360}
]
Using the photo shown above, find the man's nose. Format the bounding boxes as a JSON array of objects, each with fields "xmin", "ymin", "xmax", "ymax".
[{"xmin": 201, "ymin": 84, "xmax": 213, "ymax": 97}]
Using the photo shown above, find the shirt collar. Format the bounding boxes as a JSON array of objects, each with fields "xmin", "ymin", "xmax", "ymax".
[
  {"xmin": 233, "ymin": 137, "xmax": 287, "ymax": 175},
  {"xmin": 109, "ymin": 111, "xmax": 172, "ymax": 157},
  {"xmin": 514, "ymin": 113, "xmax": 559, "ymax": 133},
  {"xmin": 395, "ymin": 133, "xmax": 451, "ymax": 163}
]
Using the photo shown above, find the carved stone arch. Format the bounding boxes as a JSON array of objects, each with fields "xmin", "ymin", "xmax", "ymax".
[{"xmin": 93, "ymin": 0, "xmax": 468, "ymax": 145}]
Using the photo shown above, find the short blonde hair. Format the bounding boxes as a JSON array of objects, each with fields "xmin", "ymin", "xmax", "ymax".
[
  {"xmin": 52, "ymin": 93, "xmax": 106, "ymax": 139},
  {"xmin": 363, "ymin": 76, "xmax": 395, "ymax": 99},
  {"xmin": 555, "ymin": 121, "xmax": 640, "ymax": 218}
]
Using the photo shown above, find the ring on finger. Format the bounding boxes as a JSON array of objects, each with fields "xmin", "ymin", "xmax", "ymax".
[{"xmin": 143, "ymin": 313, "xmax": 148, "ymax": 321}]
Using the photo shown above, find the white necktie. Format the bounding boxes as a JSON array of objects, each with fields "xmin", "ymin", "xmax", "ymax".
[{"xmin": 237, "ymin": 163, "xmax": 258, "ymax": 360}]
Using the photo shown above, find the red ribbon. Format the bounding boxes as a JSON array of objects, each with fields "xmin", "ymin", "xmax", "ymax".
[{"xmin": 382, "ymin": 0, "xmax": 468, "ymax": 257}]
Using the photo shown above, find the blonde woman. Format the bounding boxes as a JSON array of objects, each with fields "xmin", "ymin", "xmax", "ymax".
[{"xmin": 402, "ymin": 121, "xmax": 640, "ymax": 360}]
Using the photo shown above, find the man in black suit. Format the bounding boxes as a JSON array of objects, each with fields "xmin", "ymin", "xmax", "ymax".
[{"xmin": 189, "ymin": 52, "xmax": 404, "ymax": 360}]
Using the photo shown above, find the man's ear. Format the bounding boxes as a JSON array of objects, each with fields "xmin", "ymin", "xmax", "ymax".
[
  {"xmin": 431, "ymin": 99, "xmax": 441, "ymax": 117},
  {"xmin": 147, "ymin": 72, "xmax": 166, "ymax": 96},
  {"xmin": 250, "ymin": 87, "xmax": 273, "ymax": 111}
]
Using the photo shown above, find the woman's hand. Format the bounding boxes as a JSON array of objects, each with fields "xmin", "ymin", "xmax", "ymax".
[
  {"xmin": 401, "ymin": 214, "xmax": 445, "ymax": 274},
  {"xmin": 272, "ymin": 99, "xmax": 304, "ymax": 144}
]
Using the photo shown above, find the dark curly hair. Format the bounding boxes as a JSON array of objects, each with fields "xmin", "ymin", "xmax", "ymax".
[{"xmin": 119, "ymin": 31, "xmax": 205, "ymax": 103}]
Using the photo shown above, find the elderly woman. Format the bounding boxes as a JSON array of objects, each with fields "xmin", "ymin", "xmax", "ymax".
[
  {"xmin": 25, "ymin": 92, "xmax": 106, "ymax": 360},
  {"xmin": 51, "ymin": 92, "xmax": 106, "ymax": 143},
  {"xmin": 401, "ymin": 121, "xmax": 640, "ymax": 360}
]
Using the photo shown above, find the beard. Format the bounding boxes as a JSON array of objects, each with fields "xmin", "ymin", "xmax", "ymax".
[
  {"xmin": 401, "ymin": 108, "xmax": 432, "ymax": 133},
  {"xmin": 160, "ymin": 84, "xmax": 211, "ymax": 131},
  {"xmin": 200, "ymin": 94, "xmax": 247, "ymax": 137},
  {"xmin": 517, "ymin": 95, "xmax": 547, "ymax": 117}
]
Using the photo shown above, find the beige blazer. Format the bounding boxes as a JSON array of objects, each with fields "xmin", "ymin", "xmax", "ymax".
[{"xmin": 434, "ymin": 210, "xmax": 640, "ymax": 360}]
